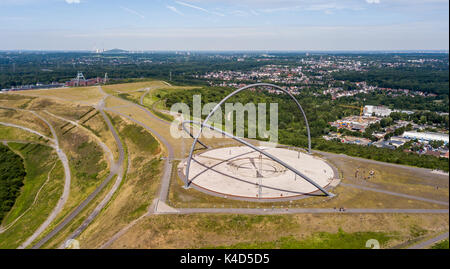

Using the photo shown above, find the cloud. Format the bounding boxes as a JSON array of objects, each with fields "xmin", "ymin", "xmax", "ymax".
[
  {"xmin": 230, "ymin": 10, "xmax": 248, "ymax": 16},
  {"xmin": 175, "ymin": 1, "xmax": 225, "ymax": 16},
  {"xmin": 366, "ymin": 0, "xmax": 381, "ymax": 4},
  {"xmin": 65, "ymin": 0, "xmax": 80, "ymax": 4},
  {"xmin": 120, "ymin": 6, "xmax": 145, "ymax": 19},
  {"xmin": 167, "ymin": 5, "xmax": 184, "ymax": 16}
]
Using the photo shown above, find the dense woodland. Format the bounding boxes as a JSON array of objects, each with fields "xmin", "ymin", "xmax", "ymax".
[
  {"xmin": 0, "ymin": 144, "xmax": 26, "ymax": 222},
  {"xmin": 1, "ymin": 52, "xmax": 448, "ymax": 171},
  {"xmin": 1, "ymin": 52, "xmax": 448, "ymax": 94},
  {"xmin": 333, "ymin": 67, "xmax": 449, "ymax": 95}
]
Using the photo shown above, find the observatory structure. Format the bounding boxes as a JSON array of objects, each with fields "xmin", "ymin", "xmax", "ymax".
[{"xmin": 179, "ymin": 83, "xmax": 339, "ymax": 201}]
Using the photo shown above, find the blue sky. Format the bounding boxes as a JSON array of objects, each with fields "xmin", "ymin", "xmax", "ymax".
[{"xmin": 0, "ymin": 0, "xmax": 448, "ymax": 51}]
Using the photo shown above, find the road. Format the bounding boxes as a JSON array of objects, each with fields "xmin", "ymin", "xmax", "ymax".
[
  {"xmin": 5, "ymin": 87, "xmax": 448, "ymax": 249},
  {"xmin": 98, "ymin": 200, "xmax": 158, "ymax": 249},
  {"xmin": 0, "ymin": 121, "xmax": 53, "ymax": 142},
  {"xmin": 407, "ymin": 232, "xmax": 449, "ymax": 249},
  {"xmin": 139, "ymin": 87, "xmax": 150, "ymax": 105},
  {"xmin": 18, "ymin": 110, "xmax": 72, "ymax": 249},
  {"xmin": 104, "ymin": 107, "xmax": 173, "ymax": 203},
  {"xmin": 0, "ymin": 160, "xmax": 57, "ymax": 233},
  {"xmin": 106, "ymin": 86, "xmax": 175, "ymax": 203},
  {"xmin": 57, "ymin": 109, "xmax": 125, "ymax": 249},
  {"xmin": 100, "ymin": 86, "xmax": 450, "ymax": 248},
  {"xmin": 174, "ymin": 208, "xmax": 449, "ymax": 215},
  {"xmin": 2, "ymin": 87, "xmax": 171, "ymax": 248},
  {"xmin": 0, "ymin": 107, "xmax": 72, "ymax": 249},
  {"xmin": 43, "ymin": 110, "xmax": 114, "ymax": 168},
  {"xmin": 32, "ymin": 87, "xmax": 125, "ymax": 249}
]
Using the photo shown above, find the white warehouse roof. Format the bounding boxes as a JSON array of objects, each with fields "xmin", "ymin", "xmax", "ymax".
[{"xmin": 402, "ymin": 131, "xmax": 449, "ymax": 144}]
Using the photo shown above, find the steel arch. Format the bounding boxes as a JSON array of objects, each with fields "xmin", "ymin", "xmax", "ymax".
[
  {"xmin": 183, "ymin": 83, "xmax": 331, "ymax": 196},
  {"xmin": 182, "ymin": 120, "xmax": 333, "ymax": 196}
]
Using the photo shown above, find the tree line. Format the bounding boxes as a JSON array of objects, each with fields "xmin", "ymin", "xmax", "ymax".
[
  {"xmin": 333, "ymin": 67, "xmax": 449, "ymax": 96},
  {"xmin": 164, "ymin": 87, "xmax": 449, "ymax": 172}
]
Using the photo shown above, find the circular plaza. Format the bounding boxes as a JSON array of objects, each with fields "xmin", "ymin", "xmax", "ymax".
[{"xmin": 178, "ymin": 146, "xmax": 339, "ymax": 201}]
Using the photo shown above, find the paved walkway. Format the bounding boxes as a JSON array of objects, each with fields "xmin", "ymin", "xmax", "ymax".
[
  {"xmin": 0, "ymin": 121, "xmax": 53, "ymax": 142},
  {"xmin": 174, "ymin": 208, "xmax": 448, "ymax": 215},
  {"xmin": 56, "ymin": 109, "xmax": 126, "ymax": 249},
  {"xmin": 99, "ymin": 87, "xmax": 450, "ymax": 249},
  {"xmin": 407, "ymin": 232, "xmax": 449, "ymax": 249},
  {"xmin": 32, "ymin": 87, "xmax": 126, "ymax": 249},
  {"xmin": 0, "ymin": 109, "xmax": 73, "ymax": 249},
  {"xmin": 7, "ymin": 87, "xmax": 448, "ymax": 249},
  {"xmin": 0, "ymin": 160, "xmax": 57, "ymax": 233}
]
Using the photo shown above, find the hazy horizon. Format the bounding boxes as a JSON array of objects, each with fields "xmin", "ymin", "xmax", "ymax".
[
  {"xmin": 1, "ymin": 0, "xmax": 449, "ymax": 51},
  {"xmin": 1, "ymin": 49, "xmax": 449, "ymax": 53}
]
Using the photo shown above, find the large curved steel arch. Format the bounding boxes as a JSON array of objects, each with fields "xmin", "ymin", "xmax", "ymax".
[
  {"xmin": 182, "ymin": 120, "xmax": 333, "ymax": 196},
  {"xmin": 183, "ymin": 83, "xmax": 333, "ymax": 196}
]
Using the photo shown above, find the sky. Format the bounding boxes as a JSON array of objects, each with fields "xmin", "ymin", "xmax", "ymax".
[{"xmin": 0, "ymin": 0, "xmax": 448, "ymax": 51}]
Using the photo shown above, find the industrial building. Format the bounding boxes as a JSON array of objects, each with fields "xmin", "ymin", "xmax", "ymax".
[
  {"xmin": 65, "ymin": 72, "xmax": 108, "ymax": 87},
  {"xmin": 363, "ymin": 105, "xmax": 392, "ymax": 117},
  {"xmin": 402, "ymin": 131, "xmax": 449, "ymax": 144},
  {"xmin": 1, "ymin": 82, "xmax": 65, "ymax": 92}
]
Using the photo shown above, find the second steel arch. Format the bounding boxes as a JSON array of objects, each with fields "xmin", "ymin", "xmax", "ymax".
[{"xmin": 183, "ymin": 83, "xmax": 333, "ymax": 197}]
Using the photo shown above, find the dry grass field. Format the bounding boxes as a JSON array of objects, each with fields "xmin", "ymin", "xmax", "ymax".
[
  {"xmin": 0, "ymin": 82, "xmax": 447, "ymax": 249},
  {"xmin": 35, "ymin": 172, "xmax": 118, "ymax": 249},
  {"xmin": 323, "ymin": 154, "xmax": 449, "ymax": 202},
  {"xmin": 0, "ymin": 94, "xmax": 35, "ymax": 109},
  {"xmin": 0, "ymin": 125, "xmax": 44, "ymax": 143},
  {"xmin": 102, "ymin": 81, "xmax": 168, "ymax": 95},
  {"xmin": 167, "ymin": 160, "xmax": 448, "ymax": 210},
  {"xmin": 76, "ymin": 115, "xmax": 163, "ymax": 248},
  {"xmin": 28, "ymin": 115, "xmax": 111, "ymax": 247},
  {"xmin": 12, "ymin": 86, "xmax": 104, "ymax": 105},
  {"xmin": 29, "ymin": 98, "xmax": 93, "ymax": 121},
  {"xmin": 0, "ymin": 107, "xmax": 52, "ymax": 138},
  {"xmin": 107, "ymin": 213, "xmax": 448, "ymax": 249},
  {"xmin": 0, "ymin": 142, "xmax": 64, "ymax": 249}
]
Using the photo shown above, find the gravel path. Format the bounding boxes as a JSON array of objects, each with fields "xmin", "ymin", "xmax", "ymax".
[
  {"xmin": 0, "ymin": 160, "xmax": 57, "ymax": 233},
  {"xmin": 0, "ymin": 121, "xmax": 53, "ymax": 142},
  {"xmin": 9, "ymin": 110, "xmax": 72, "ymax": 249},
  {"xmin": 56, "ymin": 108, "xmax": 125, "ymax": 249},
  {"xmin": 99, "ymin": 87, "xmax": 450, "ymax": 248},
  {"xmin": 407, "ymin": 232, "xmax": 449, "ymax": 249},
  {"xmin": 31, "ymin": 87, "xmax": 125, "ymax": 249},
  {"xmin": 175, "ymin": 208, "xmax": 449, "ymax": 215}
]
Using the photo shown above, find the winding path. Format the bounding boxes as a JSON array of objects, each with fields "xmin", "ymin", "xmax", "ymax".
[
  {"xmin": 407, "ymin": 232, "xmax": 449, "ymax": 249},
  {"xmin": 6, "ymin": 85, "xmax": 448, "ymax": 249},
  {"xmin": 57, "ymin": 109, "xmax": 125, "ymax": 249},
  {"xmin": 0, "ymin": 107, "xmax": 72, "ymax": 249},
  {"xmin": 32, "ymin": 87, "xmax": 125, "ymax": 249},
  {"xmin": 175, "ymin": 208, "xmax": 448, "ymax": 215},
  {"xmin": 105, "ymin": 95, "xmax": 174, "ymax": 202},
  {"xmin": 100, "ymin": 87, "xmax": 449, "ymax": 248},
  {"xmin": 18, "ymin": 110, "xmax": 72, "ymax": 249},
  {"xmin": 0, "ymin": 121, "xmax": 53, "ymax": 142},
  {"xmin": 0, "ymin": 160, "xmax": 57, "ymax": 233}
]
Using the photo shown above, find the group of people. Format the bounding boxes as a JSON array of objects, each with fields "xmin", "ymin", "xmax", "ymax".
[{"xmin": 334, "ymin": 207, "xmax": 346, "ymax": 212}]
